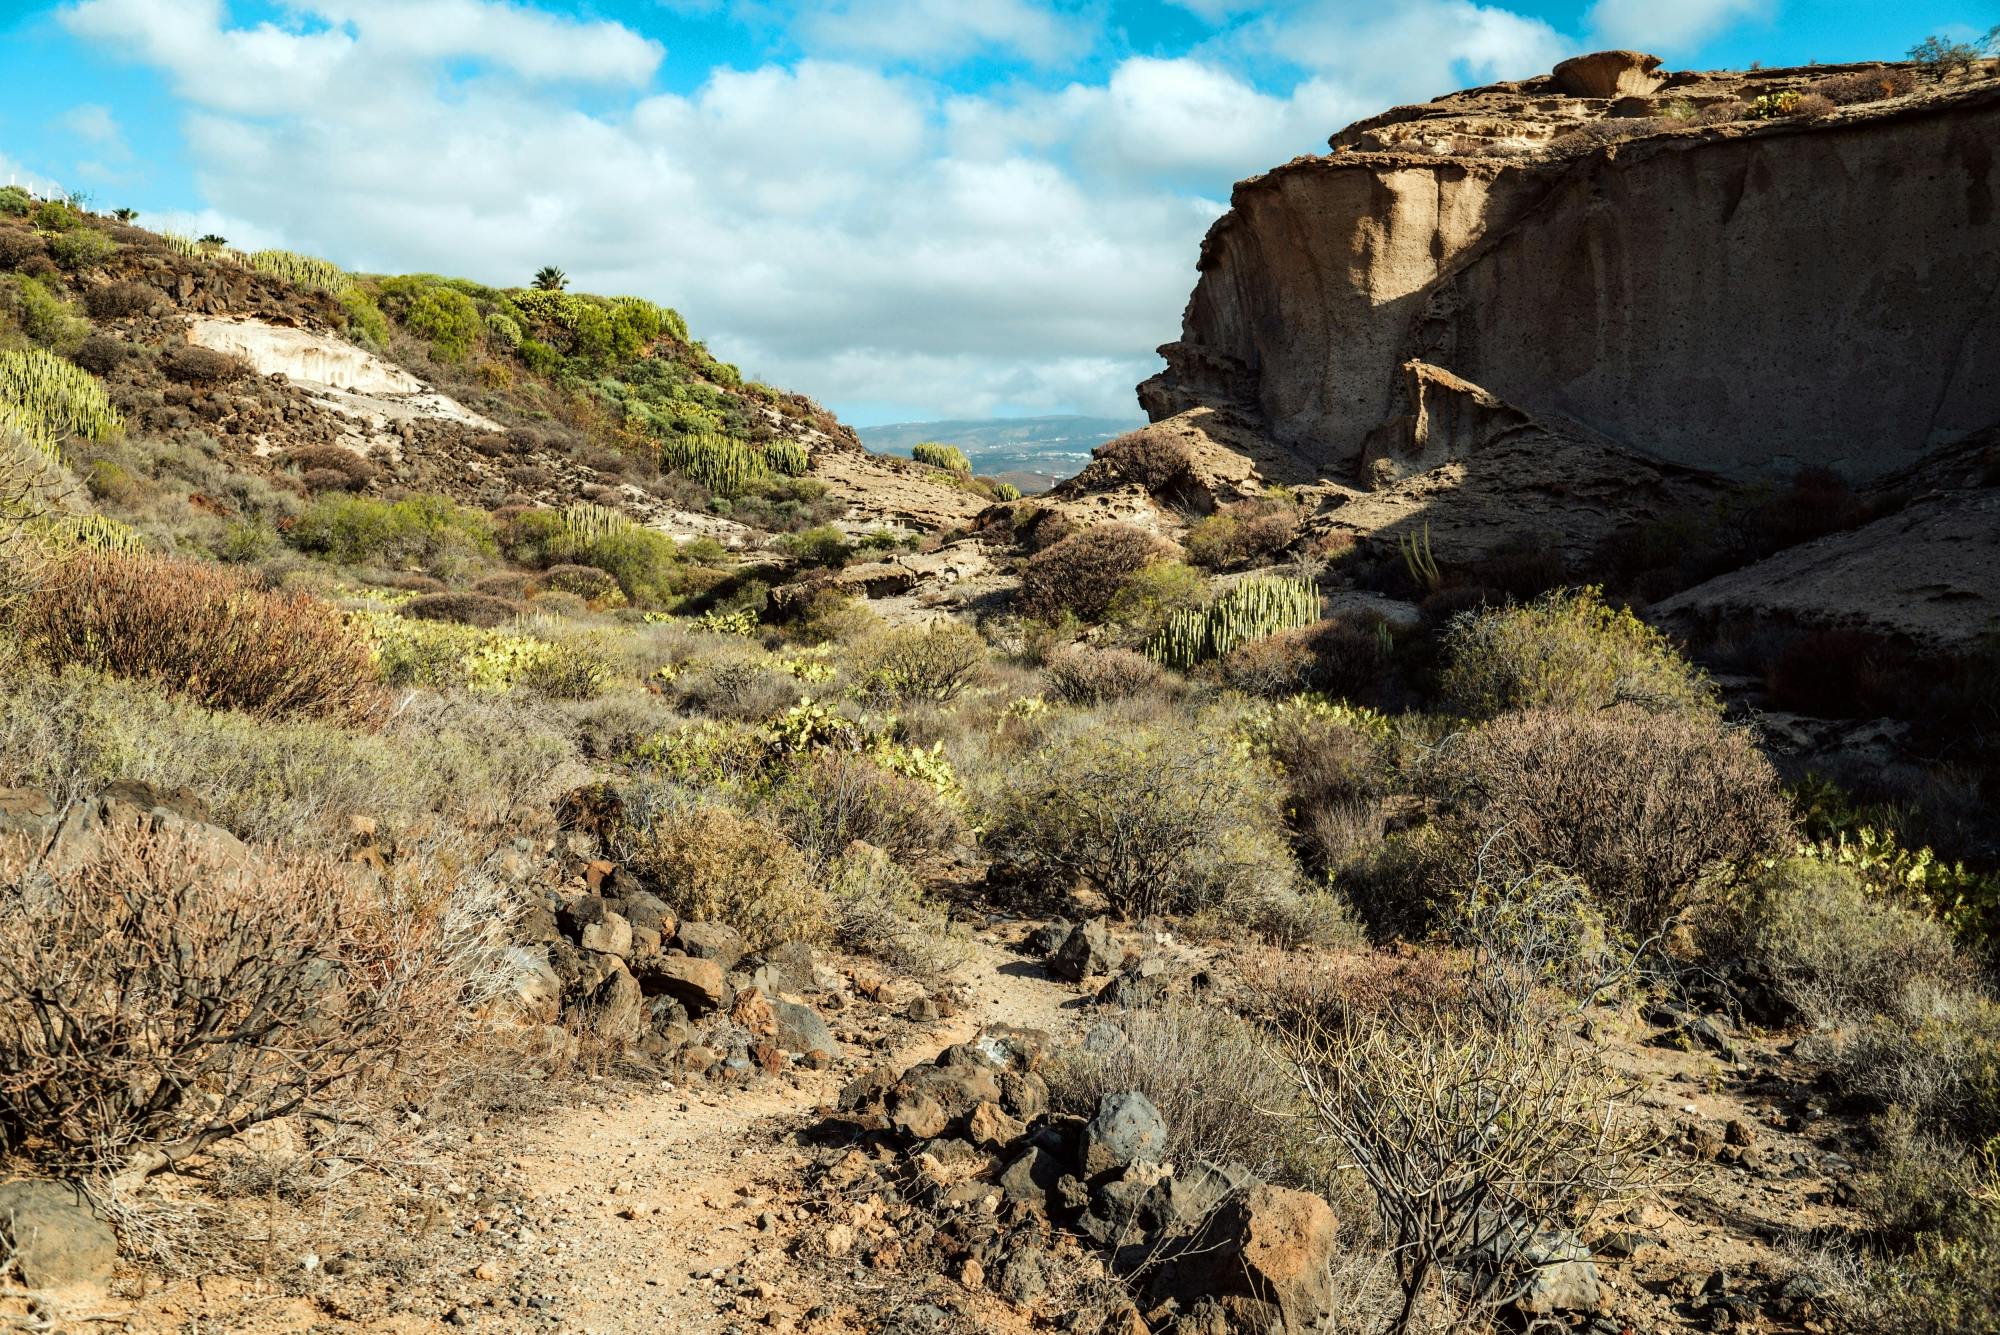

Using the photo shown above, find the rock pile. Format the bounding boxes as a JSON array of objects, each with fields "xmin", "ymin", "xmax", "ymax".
[
  {"xmin": 815, "ymin": 1029, "xmax": 1340, "ymax": 1334},
  {"xmin": 516, "ymin": 870, "xmax": 839, "ymax": 1081}
]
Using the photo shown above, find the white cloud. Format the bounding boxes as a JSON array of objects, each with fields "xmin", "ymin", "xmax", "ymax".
[
  {"xmin": 1585, "ymin": 0, "xmax": 1773, "ymax": 53},
  {"xmin": 794, "ymin": 0, "xmax": 1095, "ymax": 66},
  {"xmin": 56, "ymin": 0, "xmax": 1583, "ymax": 421},
  {"xmin": 59, "ymin": 103, "xmax": 126, "ymax": 149}
]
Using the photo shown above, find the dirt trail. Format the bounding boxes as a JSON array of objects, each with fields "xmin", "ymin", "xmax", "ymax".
[{"xmin": 481, "ymin": 929, "xmax": 1082, "ymax": 1332}]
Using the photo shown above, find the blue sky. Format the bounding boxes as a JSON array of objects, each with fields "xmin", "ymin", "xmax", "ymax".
[{"xmin": 2, "ymin": 1, "xmax": 1992, "ymax": 424}]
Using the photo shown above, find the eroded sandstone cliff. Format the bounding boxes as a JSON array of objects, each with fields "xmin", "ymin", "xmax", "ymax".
[{"xmin": 1141, "ymin": 56, "xmax": 2000, "ymax": 484}]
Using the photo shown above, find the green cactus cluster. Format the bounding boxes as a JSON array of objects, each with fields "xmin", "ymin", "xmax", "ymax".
[
  {"xmin": 912, "ymin": 441, "xmax": 972, "ymax": 473},
  {"xmin": 659, "ymin": 431, "xmax": 769, "ymax": 497},
  {"xmin": 0, "ymin": 349, "xmax": 123, "ymax": 458},
  {"xmin": 32, "ymin": 511, "xmax": 145, "ymax": 555},
  {"xmin": 557, "ymin": 500, "xmax": 636, "ymax": 546},
  {"xmin": 990, "ymin": 481, "xmax": 1022, "ymax": 502},
  {"xmin": 1147, "ymin": 575, "xmax": 1320, "ymax": 671},
  {"xmin": 244, "ymin": 248, "xmax": 352, "ymax": 295},
  {"xmin": 762, "ymin": 439, "xmax": 811, "ymax": 477}
]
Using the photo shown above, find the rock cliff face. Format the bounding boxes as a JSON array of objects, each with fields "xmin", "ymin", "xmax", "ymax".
[{"xmin": 1142, "ymin": 57, "xmax": 2000, "ymax": 484}]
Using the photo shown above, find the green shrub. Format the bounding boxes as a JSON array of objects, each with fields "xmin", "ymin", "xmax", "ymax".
[
  {"xmin": 1440, "ymin": 586, "xmax": 1715, "ymax": 718},
  {"xmin": 13, "ymin": 551, "xmax": 381, "ymax": 723},
  {"xmin": 1148, "ymin": 575, "xmax": 1319, "ymax": 671},
  {"xmin": 1719, "ymin": 858, "xmax": 1966, "ymax": 1024},
  {"xmin": 824, "ymin": 842, "xmax": 966, "ymax": 979},
  {"xmin": 984, "ymin": 714, "xmax": 1298, "ymax": 920},
  {"xmin": 911, "ymin": 441, "xmax": 971, "ymax": 473},
  {"xmin": 0, "ymin": 187, "xmax": 30, "ymax": 216},
  {"xmin": 339, "ymin": 288, "xmax": 390, "ymax": 350},
  {"xmin": 1104, "ymin": 559, "xmax": 1207, "ymax": 641},
  {"xmin": 403, "ymin": 284, "xmax": 483, "ymax": 363},
  {"xmin": 514, "ymin": 638, "xmax": 611, "ymax": 700},
  {"xmin": 991, "ymin": 482, "xmax": 1021, "ymax": 502},
  {"xmin": 857, "ymin": 621, "xmax": 986, "ymax": 703},
  {"xmin": 1185, "ymin": 498, "xmax": 1300, "ymax": 569},
  {"xmin": 45, "ymin": 227, "xmax": 115, "ymax": 271},
  {"xmin": 289, "ymin": 492, "xmax": 496, "ymax": 574},
  {"xmin": 615, "ymin": 787, "xmax": 828, "ymax": 949},
  {"xmin": 1017, "ymin": 522, "xmax": 1177, "ymax": 623},
  {"xmin": 2, "ymin": 280, "xmax": 90, "ymax": 359},
  {"xmin": 499, "ymin": 503, "xmax": 681, "ymax": 605},
  {"xmin": 1460, "ymin": 708, "xmax": 1793, "ymax": 935},
  {"xmin": 777, "ymin": 524, "xmax": 851, "ymax": 567}
]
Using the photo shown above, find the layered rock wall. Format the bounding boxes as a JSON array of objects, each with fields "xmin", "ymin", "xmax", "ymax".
[{"xmin": 1144, "ymin": 74, "xmax": 2000, "ymax": 483}]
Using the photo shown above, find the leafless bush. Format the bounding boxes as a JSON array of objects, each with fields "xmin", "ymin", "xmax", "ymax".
[
  {"xmin": 824, "ymin": 842, "xmax": 968, "ymax": 980},
  {"xmin": 1095, "ymin": 431, "xmax": 1194, "ymax": 491},
  {"xmin": 857, "ymin": 620, "xmax": 986, "ymax": 703},
  {"xmin": 767, "ymin": 750, "xmax": 968, "ymax": 867},
  {"xmin": 0, "ymin": 824, "xmax": 510, "ymax": 1184},
  {"xmin": 1043, "ymin": 645, "xmax": 1171, "ymax": 704},
  {"xmin": 1285, "ymin": 1004, "xmax": 1666, "ymax": 1335},
  {"xmin": 1458, "ymin": 708, "xmax": 1793, "ymax": 935},
  {"xmin": 160, "ymin": 344, "xmax": 251, "ymax": 385},
  {"xmin": 1046, "ymin": 1001, "xmax": 1314, "ymax": 1181},
  {"xmin": 1815, "ymin": 67, "xmax": 1916, "ymax": 104}
]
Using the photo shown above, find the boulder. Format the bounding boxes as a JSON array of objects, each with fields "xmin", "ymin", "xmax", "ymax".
[
  {"xmin": 771, "ymin": 999, "xmax": 836, "ymax": 1059},
  {"xmin": 965, "ymin": 1101, "xmax": 1026, "ymax": 1151},
  {"xmin": 996, "ymin": 1145, "xmax": 1064, "ymax": 1206},
  {"xmin": 578, "ymin": 911, "xmax": 633, "ymax": 959},
  {"xmin": 1154, "ymin": 1185, "xmax": 1339, "ymax": 1335},
  {"xmin": 744, "ymin": 940, "xmax": 819, "ymax": 995},
  {"xmin": 634, "ymin": 955, "xmax": 727, "ymax": 1016},
  {"xmin": 501, "ymin": 945, "xmax": 562, "ymax": 1024},
  {"xmin": 676, "ymin": 920, "xmax": 745, "ymax": 970},
  {"xmin": 1048, "ymin": 917, "xmax": 1117, "ymax": 983},
  {"xmin": 1081, "ymin": 1091, "xmax": 1168, "ymax": 1178},
  {"xmin": 0, "ymin": 1180, "xmax": 117, "ymax": 1291},
  {"xmin": 587, "ymin": 966, "xmax": 646, "ymax": 1043}
]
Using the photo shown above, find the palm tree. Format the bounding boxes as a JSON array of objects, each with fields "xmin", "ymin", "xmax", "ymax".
[
  {"xmin": 198, "ymin": 233, "xmax": 227, "ymax": 249},
  {"xmin": 112, "ymin": 207, "xmax": 137, "ymax": 222},
  {"xmin": 533, "ymin": 265, "xmax": 568, "ymax": 291}
]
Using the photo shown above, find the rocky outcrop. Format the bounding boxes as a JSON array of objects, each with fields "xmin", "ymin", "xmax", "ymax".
[{"xmin": 1143, "ymin": 61, "xmax": 2000, "ymax": 485}]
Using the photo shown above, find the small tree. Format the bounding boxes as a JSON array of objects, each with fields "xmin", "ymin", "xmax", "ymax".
[
  {"xmin": 111, "ymin": 207, "xmax": 137, "ymax": 222},
  {"xmin": 1286, "ymin": 1004, "xmax": 1665, "ymax": 1335},
  {"xmin": 1909, "ymin": 30, "xmax": 1997, "ymax": 80},
  {"xmin": 533, "ymin": 265, "xmax": 568, "ymax": 291}
]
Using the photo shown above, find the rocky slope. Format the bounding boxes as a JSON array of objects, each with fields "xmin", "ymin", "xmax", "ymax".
[{"xmin": 1141, "ymin": 54, "xmax": 2000, "ymax": 486}]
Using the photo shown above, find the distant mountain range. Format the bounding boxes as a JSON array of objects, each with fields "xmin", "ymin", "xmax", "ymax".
[{"xmin": 856, "ymin": 415, "xmax": 1143, "ymax": 493}]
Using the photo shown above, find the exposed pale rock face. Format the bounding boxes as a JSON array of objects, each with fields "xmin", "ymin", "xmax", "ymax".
[
  {"xmin": 1552, "ymin": 49, "xmax": 1665, "ymax": 99},
  {"xmin": 1143, "ymin": 69, "xmax": 2000, "ymax": 484}
]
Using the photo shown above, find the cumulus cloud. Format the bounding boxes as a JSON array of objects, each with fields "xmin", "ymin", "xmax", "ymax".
[
  {"xmin": 49, "ymin": 0, "xmax": 1600, "ymax": 421},
  {"xmin": 1586, "ymin": 0, "xmax": 1774, "ymax": 53},
  {"xmin": 794, "ymin": 0, "xmax": 1095, "ymax": 67}
]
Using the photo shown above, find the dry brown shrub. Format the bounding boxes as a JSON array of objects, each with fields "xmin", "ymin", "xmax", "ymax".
[
  {"xmin": 160, "ymin": 344, "xmax": 251, "ymax": 385},
  {"xmin": 1815, "ymin": 67, "xmax": 1916, "ymax": 104},
  {"xmin": 615, "ymin": 790, "xmax": 828, "ymax": 949},
  {"xmin": 14, "ymin": 551, "xmax": 382, "ymax": 723},
  {"xmin": 1095, "ymin": 431, "xmax": 1193, "ymax": 491},
  {"xmin": 1792, "ymin": 92, "xmax": 1838, "ymax": 118},
  {"xmin": 1459, "ymin": 708, "xmax": 1793, "ymax": 935},
  {"xmin": 0, "ymin": 824, "xmax": 508, "ymax": 1182},
  {"xmin": 284, "ymin": 443, "xmax": 378, "ymax": 489},
  {"xmin": 84, "ymin": 280, "xmax": 157, "ymax": 319},
  {"xmin": 1043, "ymin": 645, "xmax": 1171, "ymax": 705},
  {"xmin": 767, "ymin": 750, "xmax": 968, "ymax": 867},
  {"xmin": 400, "ymin": 591, "xmax": 521, "ymax": 629},
  {"xmin": 1016, "ymin": 521, "xmax": 1176, "ymax": 623},
  {"xmin": 1224, "ymin": 613, "xmax": 1391, "ymax": 700}
]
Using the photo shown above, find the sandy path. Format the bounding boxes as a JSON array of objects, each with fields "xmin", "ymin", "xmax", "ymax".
[{"xmin": 483, "ymin": 930, "xmax": 1082, "ymax": 1333}]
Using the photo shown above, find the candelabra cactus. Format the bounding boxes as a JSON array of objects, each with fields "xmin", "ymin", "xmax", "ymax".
[{"xmin": 1148, "ymin": 575, "xmax": 1320, "ymax": 671}]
